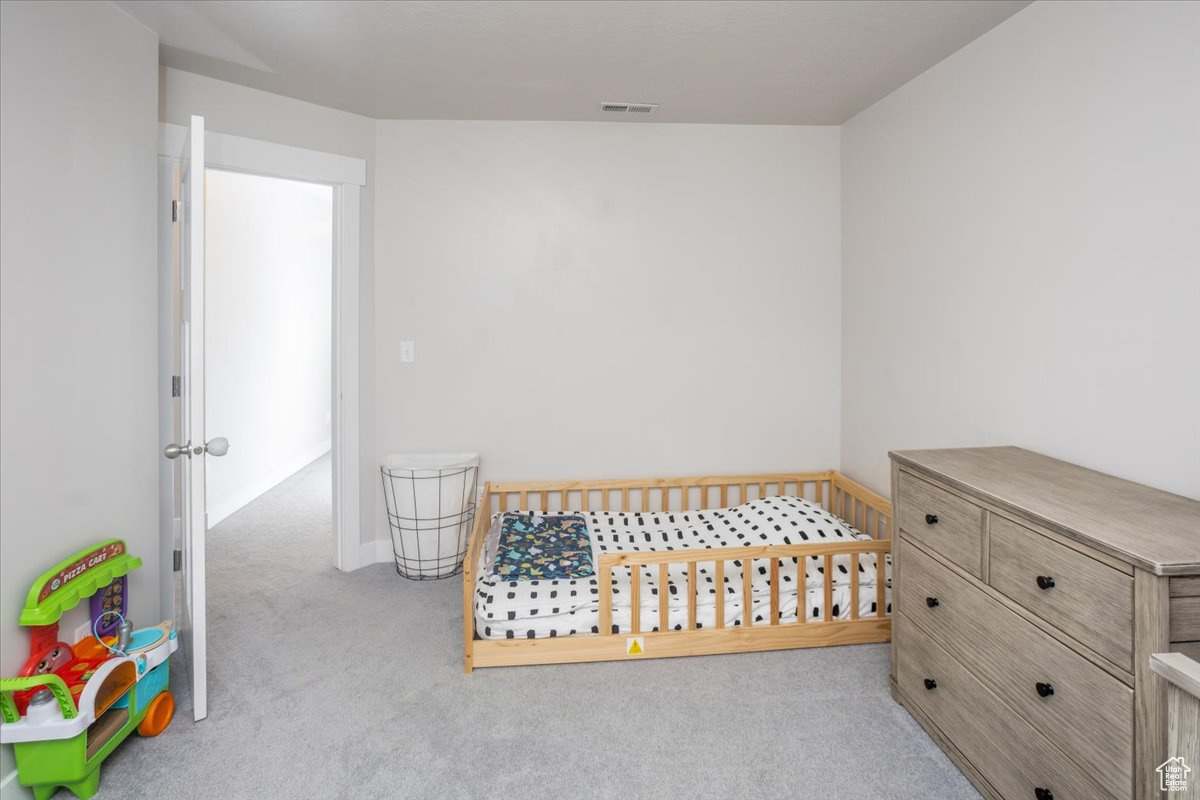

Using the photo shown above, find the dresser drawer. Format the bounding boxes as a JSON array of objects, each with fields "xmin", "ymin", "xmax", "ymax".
[
  {"xmin": 898, "ymin": 538, "xmax": 1133, "ymax": 798},
  {"xmin": 896, "ymin": 615, "xmax": 1116, "ymax": 800},
  {"xmin": 989, "ymin": 515, "xmax": 1133, "ymax": 670},
  {"xmin": 1171, "ymin": 596, "xmax": 1200, "ymax": 641},
  {"xmin": 897, "ymin": 471, "xmax": 983, "ymax": 577}
]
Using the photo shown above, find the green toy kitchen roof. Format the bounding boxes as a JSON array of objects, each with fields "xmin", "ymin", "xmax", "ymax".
[{"xmin": 20, "ymin": 539, "xmax": 142, "ymax": 626}]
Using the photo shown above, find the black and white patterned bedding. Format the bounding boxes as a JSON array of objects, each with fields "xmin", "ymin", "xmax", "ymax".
[{"xmin": 474, "ymin": 495, "xmax": 891, "ymax": 640}]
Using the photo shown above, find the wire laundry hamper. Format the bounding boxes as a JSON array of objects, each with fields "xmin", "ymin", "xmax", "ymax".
[{"xmin": 381, "ymin": 453, "xmax": 480, "ymax": 580}]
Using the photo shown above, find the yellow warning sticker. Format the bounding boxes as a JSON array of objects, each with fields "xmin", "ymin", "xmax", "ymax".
[{"xmin": 626, "ymin": 637, "xmax": 645, "ymax": 655}]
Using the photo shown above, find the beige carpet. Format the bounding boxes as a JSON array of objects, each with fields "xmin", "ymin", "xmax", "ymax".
[{"xmin": 93, "ymin": 454, "xmax": 977, "ymax": 799}]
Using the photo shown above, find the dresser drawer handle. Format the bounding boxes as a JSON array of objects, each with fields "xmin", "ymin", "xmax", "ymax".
[
  {"xmin": 925, "ymin": 513, "xmax": 939, "ymax": 525},
  {"xmin": 1034, "ymin": 788, "xmax": 1054, "ymax": 800},
  {"xmin": 1035, "ymin": 682, "xmax": 1055, "ymax": 698},
  {"xmin": 1036, "ymin": 575, "xmax": 1055, "ymax": 590},
  {"xmin": 925, "ymin": 596, "xmax": 940, "ymax": 608},
  {"xmin": 923, "ymin": 678, "xmax": 937, "ymax": 690}
]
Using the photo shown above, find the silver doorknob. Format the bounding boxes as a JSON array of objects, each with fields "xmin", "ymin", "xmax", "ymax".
[
  {"xmin": 204, "ymin": 437, "xmax": 229, "ymax": 457},
  {"xmin": 163, "ymin": 442, "xmax": 191, "ymax": 459}
]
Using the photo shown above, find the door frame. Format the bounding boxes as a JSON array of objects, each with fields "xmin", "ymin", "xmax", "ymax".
[{"xmin": 157, "ymin": 123, "xmax": 367, "ymax": 607}]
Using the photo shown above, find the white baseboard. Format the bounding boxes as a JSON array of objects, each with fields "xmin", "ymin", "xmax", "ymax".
[
  {"xmin": 375, "ymin": 538, "xmax": 395, "ymax": 565},
  {"xmin": 357, "ymin": 538, "xmax": 394, "ymax": 569},
  {"xmin": 206, "ymin": 441, "xmax": 332, "ymax": 528}
]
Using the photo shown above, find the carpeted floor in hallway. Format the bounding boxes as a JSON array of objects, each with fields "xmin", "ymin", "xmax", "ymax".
[{"xmin": 94, "ymin": 454, "xmax": 978, "ymax": 800}]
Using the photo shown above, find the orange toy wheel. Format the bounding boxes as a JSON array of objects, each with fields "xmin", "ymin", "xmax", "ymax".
[{"xmin": 138, "ymin": 691, "xmax": 175, "ymax": 736}]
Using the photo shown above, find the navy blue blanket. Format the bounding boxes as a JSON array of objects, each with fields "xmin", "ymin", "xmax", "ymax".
[{"xmin": 494, "ymin": 514, "xmax": 594, "ymax": 581}]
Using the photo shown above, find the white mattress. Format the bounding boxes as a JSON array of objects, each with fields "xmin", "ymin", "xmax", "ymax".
[{"xmin": 474, "ymin": 495, "xmax": 891, "ymax": 640}]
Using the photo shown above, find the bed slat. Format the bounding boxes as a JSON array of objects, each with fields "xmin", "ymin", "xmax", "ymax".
[
  {"xmin": 715, "ymin": 560, "xmax": 725, "ymax": 629},
  {"xmin": 742, "ymin": 557, "xmax": 753, "ymax": 628},
  {"xmin": 658, "ymin": 563, "xmax": 669, "ymax": 633},
  {"xmin": 599, "ymin": 563, "xmax": 613, "ymax": 635},
  {"xmin": 687, "ymin": 562, "xmax": 698, "ymax": 630},
  {"xmin": 823, "ymin": 554, "xmax": 834, "ymax": 623},
  {"xmin": 630, "ymin": 566, "xmax": 641, "ymax": 635},
  {"xmin": 602, "ymin": 539, "xmax": 889, "ymax": 566},
  {"xmin": 876, "ymin": 555, "xmax": 886, "ymax": 619},
  {"xmin": 850, "ymin": 552, "xmax": 860, "ymax": 621},
  {"xmin": 769, "ymin": 558, "xmax": 779, "ymax": 625}
]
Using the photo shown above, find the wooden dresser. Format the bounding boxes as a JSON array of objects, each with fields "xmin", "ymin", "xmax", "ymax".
[{"xmin": 889, "ymin": 447, "xmax": 1200, "ymax": 800}]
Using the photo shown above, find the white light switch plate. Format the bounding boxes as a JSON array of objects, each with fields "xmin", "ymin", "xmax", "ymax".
[{"xmin": 400, "ymin": 340, "xmax": 415, "ymax": 363}]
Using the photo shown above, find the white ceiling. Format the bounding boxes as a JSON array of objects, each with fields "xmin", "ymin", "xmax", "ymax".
[{"xmin": 117, "ymin": 0, "xmax": 1031, "ymax": 124}]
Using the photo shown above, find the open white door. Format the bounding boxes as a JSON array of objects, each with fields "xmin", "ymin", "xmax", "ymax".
[
  {"xmin": 180, "ymin": 114, "xmax": 208, "ymax": 722},
  {"xmin": 164, "ymin": 114, "xmax": 219, "ymax": 721}
]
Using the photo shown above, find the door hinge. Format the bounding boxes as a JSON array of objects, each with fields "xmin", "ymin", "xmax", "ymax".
[
  {"xmin": 171, "ymin": 200, "xmax": 179, "ymax": 222},
  {"xmin": 173, "ymin": 549, "xmax": 182, "ymax": 572},
  {"xmin": 171, "ymin": 375, "xmax": 181, "ymax": 397}
]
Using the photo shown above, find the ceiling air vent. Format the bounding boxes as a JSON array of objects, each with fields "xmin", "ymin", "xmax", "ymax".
[{"xmin": 599, "ymin": 102, "xmax": 659, "ymax": 115}]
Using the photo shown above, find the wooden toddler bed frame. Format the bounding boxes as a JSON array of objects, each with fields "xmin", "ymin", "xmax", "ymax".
[{"xmin": 463, "ymin": 471, "xmax": 892, "ymax": 673}]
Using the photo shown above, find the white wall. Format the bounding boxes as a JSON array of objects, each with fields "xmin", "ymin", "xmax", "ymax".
[
  {"xmin": 205, "ymin": 170, "xmax": 333, "ymax": 526},
  {"xmin": 0, "ymin": 0, "xmax": 158, "ymax": 791},
  {"xmin": 162, "ymin": 0, "xmax": 1200, "ymax": 564},
  {"xmin": 373, "ymin": 121, "xmax": 842, "ymax": 536},
  {"xmin": 159, "ymin": 66, "xmax": 379, "ymax": 550},
  {"xmin": 841, "ymin": 0, "xmax": 1200, "ymax": 499}
]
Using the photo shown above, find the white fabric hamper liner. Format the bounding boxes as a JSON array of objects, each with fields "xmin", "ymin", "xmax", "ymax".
[{"xmin": 381, "ymin": 452, "xmax": 479, "ymax": 579}]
